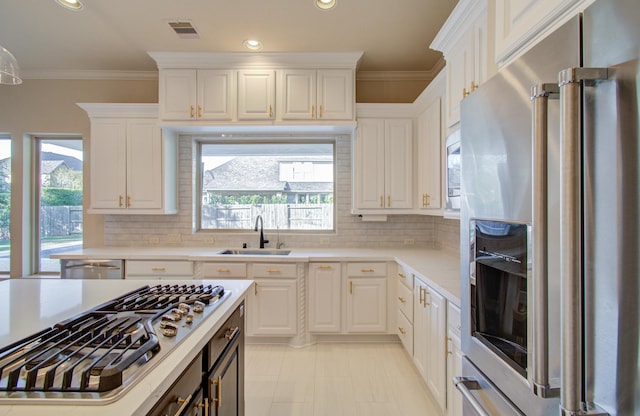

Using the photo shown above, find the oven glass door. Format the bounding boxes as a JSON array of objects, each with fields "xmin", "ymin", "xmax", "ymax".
[{"xmin": 471, "ymin": 220, "xmax": 528, "ymax": 377}]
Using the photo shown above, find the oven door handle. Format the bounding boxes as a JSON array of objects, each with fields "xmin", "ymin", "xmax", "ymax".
[
  {"xmin": 530, "ymin": 83, "xmax": 560, "ymax": 399},
  {"xmin": 454, "ymin": 377, "xmax": 491, "ymax": 416}
]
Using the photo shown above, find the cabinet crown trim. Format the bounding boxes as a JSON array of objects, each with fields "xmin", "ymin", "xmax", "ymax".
[
  {"xmin": 149, "ymin": 51, "xmax": 364, "ymax": 70},
  {"xmin": 430, "ymin": 0, "xmax": 487, "ymax": 53}
]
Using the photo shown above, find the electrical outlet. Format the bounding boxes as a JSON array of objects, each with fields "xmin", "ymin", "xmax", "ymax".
[
  {"xmin": 404, "ymin": 238, "xmax": 415, "ymax": 245},
  {"xmin": 320, "ymin": 237, "xmax": 330, "ymax": 245},
  {"xmin": 148, "ymin": 236, "xmax": 160, "ymax": 245},
  {"xmin": 167, "ymin": 234, "xmax": 181, "ymax": 244},
  {"xmin": 204, "ymin": 237, "xmax": 215, "ymax": 245}
]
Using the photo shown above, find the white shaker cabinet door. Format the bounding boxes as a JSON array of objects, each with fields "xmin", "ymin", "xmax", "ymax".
[
  {"xmin": 249, "ymin": 279, "xmax": 297, "ymax": 336},
  {"xmin": 197, "ymin": 69, "xmax": 235, "ymax": 121},
  {"xmin": 384, "ymin": 118, "xmax": 413, "ymax": 209},
  {"xmin": 308, "ymin": 263, "xmax": 342, "ymax": 332},
  {"xmin": 278, "ymin": 69, "xmax": 316, "ymax": 120},
  {"xmin": 90, "ymin": 119, "xmax": 127, "ymax": 209},
  {"xmin": 346, "ymin": 277, "xmax": 387, "ymax": 333},
  {"xmin": 125, "ymin": 119, "xmax": 163, "ymax": 210},
  {"xmin": 159, "ymin": 69, "xmax": 197, "ymax": 121},
  {"xmin": 237, "ymin": 70, "xmax": 275, "ymax": 120},
  {"xmin": 317, "ymin": 69, "xmax": 353, "ymax": 120}
]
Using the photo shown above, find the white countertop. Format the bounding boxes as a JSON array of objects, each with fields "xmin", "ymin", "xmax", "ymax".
[
  {"xmin": 51, "ymin": 247, "xmax": 461, "ymax": 305},
  {"xmin": 0, "ymin": 278, "xmax": 252, "ymax": 416}
]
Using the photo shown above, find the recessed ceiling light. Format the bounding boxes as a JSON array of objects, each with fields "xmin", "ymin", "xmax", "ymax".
[
  {"xmin": 243, "ymin": 39, "xmax": 263, "ymax": 51},
  {"xmin": 315, "ymin": 0, "xmax": 336, "ymax": 10},
  {"xmin": 55, "ymin": 0, "xmax": 83, "ymax": 11}
]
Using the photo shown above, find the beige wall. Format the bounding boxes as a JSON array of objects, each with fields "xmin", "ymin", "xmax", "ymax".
[
  {"xmin": 356, "ymin": 79, "xmax": 431, "ymax": 103},
  {"xmin": 0, "ymin": 79, "xmax": 157, "ymax": 276}
]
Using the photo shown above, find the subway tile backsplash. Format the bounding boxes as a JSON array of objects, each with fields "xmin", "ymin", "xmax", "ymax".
[{"xmin": 104, "ymin": 134, "xmax": 460, "ymax": 254}]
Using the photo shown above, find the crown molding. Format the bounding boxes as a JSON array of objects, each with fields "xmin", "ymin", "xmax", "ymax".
[
  {"xmin": 148, "ymin": 51, "xmax": 364, "ymax": 70},
  {"xmin": 20, "ymin": 69, "xmax": 158, "ymax": 80},
  {"xmin": 430, "ymin": 0, "xmax": 487, "ymax": 53}
]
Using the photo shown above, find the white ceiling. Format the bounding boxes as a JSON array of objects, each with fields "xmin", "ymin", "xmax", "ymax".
[{"xmin": 0, "ymin": 0, "xmax": 458, "ymax": 79}]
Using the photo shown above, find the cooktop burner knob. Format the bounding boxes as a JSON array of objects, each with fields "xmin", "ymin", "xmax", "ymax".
[
  {"xmin": 185, "ymin": 314, "xmax": 194, "ymax": 324},
  {"xmin": 161, "ymin": 322, "xmax": 178, "ymax": 337},
  {"xmin": 178, "ymin": 303, "xmax": 191, "ymax": 313},
  {"xmin": 162, "ymin": 314, "xmax": 179, "ymax": 322},
  {"xmin": 170, "ymin": 308, "xmax": 184, "ymax": 320},
  {"xmin": 193, "ymin": 301, "xmax": 205, "ymax": 313}
]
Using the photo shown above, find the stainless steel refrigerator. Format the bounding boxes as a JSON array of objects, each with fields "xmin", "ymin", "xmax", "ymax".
[{"xmin": 457, "ymin": 0, "xmax": 640, "ymax": 414}]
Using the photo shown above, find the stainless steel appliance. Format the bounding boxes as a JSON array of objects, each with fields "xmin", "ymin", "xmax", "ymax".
[
  {"xmin": 60, "ymin": 259, "xmax": 124, "ymax": 279},
  {"xmin": 0, "ymin": 284, "xmax": 230, "ymax": 402},
  {"xmin": 457, "ymin": 0, "xmax": 640, "ymax": 414}
]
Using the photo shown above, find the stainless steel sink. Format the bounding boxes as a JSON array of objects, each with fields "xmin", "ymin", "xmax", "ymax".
[{"xmin": 219, "ymin": 249, "xmax": 291, "ymax": 255}]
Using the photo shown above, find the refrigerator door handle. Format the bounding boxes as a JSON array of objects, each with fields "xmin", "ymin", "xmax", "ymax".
[
  {"xmin": 558, "ymin": 67, "xmax": 610, "ymax": 416},
  {"xmin": 530, "ymin": 83, "xmax": 560, "ymax": 399},
  {"xmin": 454, "ymin": 377, "xmax": 492, "ymax": 416}
]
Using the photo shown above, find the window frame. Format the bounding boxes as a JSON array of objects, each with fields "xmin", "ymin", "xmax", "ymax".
[{"xmin": 195, "ymin": 137, "xmax": 337, "ymax": 233}]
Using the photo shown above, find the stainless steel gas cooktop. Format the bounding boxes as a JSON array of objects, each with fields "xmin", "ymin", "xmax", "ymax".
[{"xmin": 0, "ymin": 284, "xmax": 230, "ymax": 402}]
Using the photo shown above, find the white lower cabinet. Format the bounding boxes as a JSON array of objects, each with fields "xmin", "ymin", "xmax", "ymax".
[
  {"xmin": 308, "ymin": 263, "xmax": 342, "ymax": 332},
  {"xmin": 125, "ymin": 260, "xmax": 194, "ymax": 279},
  {"xmin": 397, "ymin": 308, "xmax": 414, "ymax": 356},
  {"xmin": 414, "ymin": 275, "xmax": 447, "ymax": 411},
  {"xmin": 248, "ymin": 278, "xmax": 297, "ymax": 336},
  {"xmin": 447, "ymin": 303, "xmax": 463, "ymax": 416},
  {"xmin": 346, "ymin": 276, "xmax": 387, "ymax": 332}
]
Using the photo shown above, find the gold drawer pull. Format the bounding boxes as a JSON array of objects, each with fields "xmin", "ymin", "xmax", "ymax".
[
  {"xmin": 398, "ymin": 272, "xmax": 406, "ymax": 278},
  {"xmin": 360, "ymin": 268, "xmax": 375, "ymax": 273},
  {"xmin": 349, "ymin": 280, "xmax": 353, "ymax": 294},
  {"xmin": 398, "ymin": 327, "xmax": 406, "ymax": 335},
  {"xmin": 398, "ymin": 296, "xmax": 406, "ymax": 303},
  {"xmin": 211, "ymin": 376, "xmax": 222, "ymax": 408},
  {"xmin": 176, "ymin": 393, "xmax": 193, "ymax": 413},
  {"xmin": 151, "ymin": 267, "xmax": 166, "ymax": 271},
  {"xmin": 318, "ymin": 265, "xmax": 333, "ymax": 269},
  {"xmin": 266, "ymin": 269, "xmax": 281, "ymax": 273},
  {"xmin": 217, "ymin": 268, "xmax": 230, "ymax": 273},
  {"xmin": 225, "ymin": 326, "xmax": 240, "ymax": 340}
]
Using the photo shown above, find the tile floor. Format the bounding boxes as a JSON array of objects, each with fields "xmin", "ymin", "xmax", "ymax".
[{"xmin": 245, "ymin": 342, "xmax": 443, "ymax": 416}]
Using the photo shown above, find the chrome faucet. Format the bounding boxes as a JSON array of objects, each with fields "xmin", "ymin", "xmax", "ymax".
[{"xmin": 254, "ymin": 215, "xmax": 269, "ymax": 248}]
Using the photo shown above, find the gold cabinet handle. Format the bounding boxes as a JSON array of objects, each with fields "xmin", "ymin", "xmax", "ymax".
[
  {"xmin": 269, "ymin": 104, "xmax": 273, "ymax": 118},
  {"xmin": 190, "ymin": 105, "xmax": 195, "ymax": 118},
  {"xmin": 422, "ymin": 193, "xmax": 431, "ymax": 207},
  {"xmin": 419, "ymin": 286, "xmax": 424, "ymax": 306},
  {"xmin": 447, "ymin": 337, "xmax": 453, "ymax": 354},
  {"xmin": 225, "ymin": 326, "xmax": 240, "ymax": 340},
  {"xmin": 349, "ymin": 280, "xmax": 353, "ymax": 294},
  {"xmin": 197, "ymin": 105, "xmax": 202, "ymax": 118},
  {"xmin": 211, "ymin": 376, "xmax": 222, "ymax": 408},
  {"xmin": 425, "ymin": 290, "xmax": 431, "ymax": 306},
  {"xmin": 119, "ymin": 195, "xmax": 124, "ymax": 207},
  {"xmin": 398, "ymin": 327, "xmax": 406, "ymax": 335},
  {"xmin": 151, "ymin": 267, "xmax": 166, "ymax": 271},
  {"xmin": 176, "ymin": 393, "xmax": 193, "ymax": 414},
  {"xmin": 463, "ymin": 87, "xmax": 469, "ymax": 98},
  {"xmin": 380, "ymin": 196, "xmax": 383, "ymax": 208},
  {"xmin": 318, "ymin": 265, "xmax": 333, "ymax": 269},
  {"xmin": 266, "ymin": 269, "xmax": 281, "ymax": 273},
  {"xmin": 360, "ymin": 268, "xmax": 374, "ymax": 273},
  {"xmin": 398, "ymin": 272, "xmax": 406, "ymax": 279},
  {"xmin": 319, "ymin": 105, "xmax": 323, "ymax": 118},
  {"xmin": 127, "ymin": 195, "xmax": 131, "ymax": 207},
  {"xmin": 217, "ymin": 268, "xmax": 230, "ymax": 273},
  {"xmin": 387, "ymin": 195, "xmax": 391, "ymax": 207},
  {"xmin": 254, "ymin": 282, "xmax": 258, "ymax": 296},
  {"xmin": 311, "ymin": 105, "xmax": 315, "ymax": 118},
  {"xmin": 398, "ymin": 296, "xmax": 406, "ymax": 303},
  {"xmin": 470, "ymin": 81, "xmax": 478, "ymax": 92}
]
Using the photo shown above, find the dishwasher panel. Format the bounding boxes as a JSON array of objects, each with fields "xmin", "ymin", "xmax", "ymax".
[{"xmin": 60, "ymin": 259, "xmax": 124, "ymax": 279}]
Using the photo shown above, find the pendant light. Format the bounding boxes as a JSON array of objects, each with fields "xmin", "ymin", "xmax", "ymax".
[{"xmin": 0, "ymin": 46, "xmax": 22, "ymax": 85}]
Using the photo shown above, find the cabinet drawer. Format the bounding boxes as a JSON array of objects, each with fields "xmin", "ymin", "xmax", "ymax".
[
  {"xmin": 347, "ymin": 262, "xmax": 387, "ymax": 277},
  {"xmin": 396, "ymin": 264, "xmax": 413, "ymax": 289},
  {"xmin": 252, "ymin": 263, "xmax": 297, "ymax": 278},
  {"xmin": 397, "ymin": 309, "xmax": 413, "ymax": 356},
  {"xmin": 126, "ymin": 260, "xmax": 193, "ymax": 276},
  {"xmin": 447, "ymin": 302, "xmax": 462, "ymax": 337},
  {"xmin": 201, "ymin": 263, "xmax": 247, "ymax": 278},
  {"xmin": 397, "ymin": 281, "xmax": 413, "ymax": 322}
]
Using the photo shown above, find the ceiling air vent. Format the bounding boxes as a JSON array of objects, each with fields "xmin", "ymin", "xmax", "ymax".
[{"xmin": 168, "ymin": 21, "xmax": 199, "ymax": 39}]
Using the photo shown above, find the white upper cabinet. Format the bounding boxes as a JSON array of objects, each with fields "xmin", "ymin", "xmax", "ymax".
[
  {"xmin": 237, "ymin": 69, "xmax": 276, "ymax": 120},
  {"xmin": 277, "ymin": 69, "xmax": 354, "ymax": 121},
  {"xmin": 354, "ymin": 116, "xmax": 413, "ymax": 212},
  {"xmin": 149, "ymin": 52, "xmax": 362, "ymax": 126},
  {"xmin": 78, "ymin": 103, "xmax": 177, "ymax": 215},
  {"xmin": 159, "ymin": 69, "xmax": 234, "ymax": 121},
  {"xmin": 415, "ymin": 71, "xmax": 445, "ymax": 214},
  {"xmin": 430, "ymin": 0, "xmax": 496, "ymax": 129},
  {"xmin": 495, "ymin": 0, "xmax": 585, "ymax": 66}
]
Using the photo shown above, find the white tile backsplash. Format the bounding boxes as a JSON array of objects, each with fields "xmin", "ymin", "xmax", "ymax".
[{"xmin": 103, "ymin": 134, "xmax": 460, "ymax": 252}]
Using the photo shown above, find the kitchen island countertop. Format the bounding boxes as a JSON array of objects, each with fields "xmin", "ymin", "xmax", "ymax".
[
  {"xmin": 51, "ymin": 247, "xmax": 461, "ymax": 305},
  {"xmin": 0, "ymin": 278, "xmax": 252, "ymax": 416}
]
